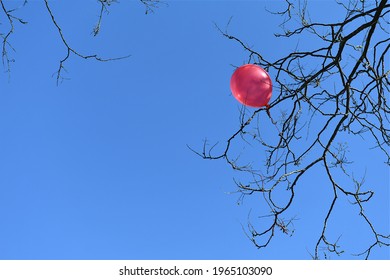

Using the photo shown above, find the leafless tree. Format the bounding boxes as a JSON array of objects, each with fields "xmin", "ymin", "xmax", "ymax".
[
  {"xmin": 193, "ymin": 0, "xmax": 389, "ymax": 259},
  {"xmin": 2, "ymin": 0, "xmax": 388, "ymax": 260},
  {"xmin": 0, "ymin": 0, "xmax": 163, "ymax": 84}
]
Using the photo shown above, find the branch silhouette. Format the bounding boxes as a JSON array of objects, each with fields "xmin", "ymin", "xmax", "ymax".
[
  {"xmin": 195, "ymin": 0, "xmax": 389, "ymax": 259},
  {"xmin": 0, "ymin": 0, "xmax": 164, "ymax": 84}
]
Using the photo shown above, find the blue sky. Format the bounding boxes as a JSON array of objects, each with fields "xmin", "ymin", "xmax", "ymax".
[{"xmin": 0, "ymin": 0, "xmax": 388, "ymax": 260}]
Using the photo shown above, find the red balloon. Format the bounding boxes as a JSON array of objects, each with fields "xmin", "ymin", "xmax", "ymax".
[{"xmin": 230, "ymin": 64, "xmax": 272, "ymax": 108}]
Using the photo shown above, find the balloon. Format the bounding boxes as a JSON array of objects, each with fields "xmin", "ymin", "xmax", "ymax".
[{"xmin": 230, "ymin": 64, "xmax": 272, "ymax": 108}]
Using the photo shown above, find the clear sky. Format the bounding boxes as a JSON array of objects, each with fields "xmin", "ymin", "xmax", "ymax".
[{"xmin": 0, "ymin": 0, "xmax": 388, "ymax": 260}]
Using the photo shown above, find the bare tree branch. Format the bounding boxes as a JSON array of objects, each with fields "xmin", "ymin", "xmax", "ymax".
[
  {"xmin": 0, "ymin": 0, "xmax": 27, "ymax": 77},
  {"xmin": 1, "ymin": 0, "xmax": 165, "ymax": 83},
  {"xmin": 140, "ymin": 0, "xmax": 165, "ymax": 14},
  {"xmin": 195, "ymin": 0, "xmax": 390, "ymax": 259},
  {"xmin": 43, "ymin": 0, "xmax": 130, "ymax": 85}
]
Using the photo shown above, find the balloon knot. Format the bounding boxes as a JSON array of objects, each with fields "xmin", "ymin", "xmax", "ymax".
[{"xmin": 266, "ymin": 104, "xmax": 276, "ymax": 124}]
